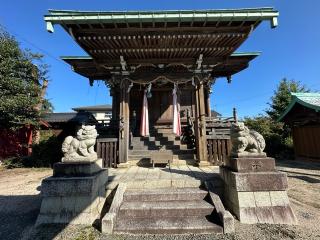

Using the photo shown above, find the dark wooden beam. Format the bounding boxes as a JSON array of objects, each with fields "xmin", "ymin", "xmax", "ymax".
[{"xmin": 72, "ymin": 25, "xmax": 252, "ymax": 35}]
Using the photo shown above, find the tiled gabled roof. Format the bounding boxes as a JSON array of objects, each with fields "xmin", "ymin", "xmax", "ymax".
[{"xmin": 278, "ymin": 92, "xmax": 320, "ymax": 121}]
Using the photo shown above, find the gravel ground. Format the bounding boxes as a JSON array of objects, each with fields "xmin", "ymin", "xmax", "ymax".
[
  {"xmin": 0, "ymin": 167, "xmax": 52, "ymax": 240},
  {"xmin": 0, "ymin": 159, "xmax": 319, "ymax": 240}
]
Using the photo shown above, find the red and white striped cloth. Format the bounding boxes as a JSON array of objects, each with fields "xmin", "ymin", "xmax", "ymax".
[
  {"xmin": 172, "ymin": 85, "xmax": 181, "ymax": 136},
  {"xmin": 140, "ymin": 89, "xmax": 149, "ymax": 136}
]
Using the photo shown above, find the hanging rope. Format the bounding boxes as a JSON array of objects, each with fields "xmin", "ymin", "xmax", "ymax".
[{"xmin": 122, "ymin": 75, "xmax": 195, "ymax": 87}]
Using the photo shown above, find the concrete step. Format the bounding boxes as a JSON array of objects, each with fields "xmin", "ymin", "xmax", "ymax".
[
  {"xmin": 124, "ymin": 188, "xmax": 207, "ymax": 202},
  {"xmin": 114, "ymin": 216, "xmax": 223, "ymax": 234},
  {"xmin": 119, "ymin": 200, "xmax": 213, "ymax": 218}
]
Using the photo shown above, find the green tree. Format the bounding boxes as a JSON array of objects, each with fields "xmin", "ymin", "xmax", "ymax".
[
  {"xmin": 243, "ymin": 78, "xmax": 309, "ymax": 158},
  {"xmin": 266, "ymin": 78, "xmax": 309, "ymax": 121},
  {"xmin": 0, "ymin": 27, "xmax": 51, "ymax": 129},
  {"xmin": 243, "ymin": 115, "xmax": 288, "ymax": 157}
]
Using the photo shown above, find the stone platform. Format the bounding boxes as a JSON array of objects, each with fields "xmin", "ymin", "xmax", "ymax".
[
  {"xmin": 220, "ymin": 157, "xmax": 297, "ymax": 224},
  {"xmin": 36, "ymin": 159, "xmax": 108, "ymax": 225},
  {"xmin": 107, "ymin": 165, "xmax": 221, "ymax": 192}
]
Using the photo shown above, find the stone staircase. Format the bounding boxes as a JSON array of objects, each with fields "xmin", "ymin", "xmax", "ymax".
[
  {"xmin": 129, "ymin": 126, "xmax": 196, "ymax": 165},
  {"xmin": 113, "ymin": 187, "xmax": 223, "ymax": 234}
]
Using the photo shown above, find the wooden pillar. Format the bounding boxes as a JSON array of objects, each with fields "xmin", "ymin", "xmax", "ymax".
[
  {"xmin": 194, "ymin": 87, "xmax": 200, "ymax": 160},
  {"xmin": 118, "ymin": 80, "xmax": 130, "ymax": 167},
  {"xmin": 111, "ymin": 88, "xmax": 117, "ymax": 122},
  {"xmin": 194, "ymin": 80, "xmax": 209, "ymax": 166},
  {"xmin": 206, "ymin": 89, "xmax": 211, "ymax": 117}
]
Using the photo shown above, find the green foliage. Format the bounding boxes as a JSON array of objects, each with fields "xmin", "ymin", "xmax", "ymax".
[
  {"xmin": 2, "ymin": 156, "xmax": 25, "ymax": 169},
  {"xmin": 73, "ymin": 226, "xmax": 100, "ymax": 240},
  {"xmin": 266, "ymin": 78, "xmax": 309, "ymax": 121},
  {"xmin": 1, "ymin": 135, "xmax": 62, "ymax": 168},
  {"xmin": 29, "ymin": 136, "xmax": 62, "ymax": 167},
  {"xmin": 0, "ymin": 26, "xmax": 51, "ymax": 129},
  {"xmin": 39, "ymin": 129, "xmax": 55, "ymax": 141},
  {"xmin": 42, "ymin": 98, "xmax": 54, "ymax": 113},
  {"xmin": 243, "ymin": 115, "xmax": 294, "ymax": 158},
  {"xmin": 242, "ymin": 78, "xmax": 310, "ymax": 159}
]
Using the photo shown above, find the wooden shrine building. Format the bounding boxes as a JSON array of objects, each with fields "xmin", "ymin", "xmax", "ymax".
[
  {"xmin": 279, "ymin": 92, "xmax": 320, "ymax": 161},
  {"xmin": 45, "ymin": 8, "xmax": 278, "ymax": 167}
]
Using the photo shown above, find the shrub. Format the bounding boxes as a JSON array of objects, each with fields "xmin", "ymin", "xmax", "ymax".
[
  {"xmin": 243, "ymin": 115, "xmax": 294, "ymax": 159},
  {"xmin": 28, "ymin": 135, "xmax": 62, "ymax": 167},
  {"xmin": 2, "ymin": 156, "xmax": 25, "ymax": 169}
]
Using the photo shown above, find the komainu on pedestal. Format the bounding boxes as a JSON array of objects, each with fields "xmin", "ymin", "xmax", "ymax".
[
  {"xmin": 220, "ymin": 122, "xmax": 297, "ymax": 224},
  {"xmin": 62, "ymin": 125, "xmax": 98, "ymax": 162},
  {"xmin": 36, "ymin": 125, "xmax": 108, "ymax": 225}
]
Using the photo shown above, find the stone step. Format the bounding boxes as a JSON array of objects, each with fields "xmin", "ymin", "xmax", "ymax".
[
  {"xmin": 129, "ymin": 149, "xmax": 195, "ymax": 156},
  {"xmin": 119, "ymin": 200, "xmax": 213, "ymax": 218},
  {"xmin": 123, "ymin": 188, "xmax": 207, "ymax": 202},
  {"xmin": 174, "ymin": 153, "xmax": 196, "ymax": 160},
  {"xmin": 114, "ymin": 216, "xmax": 223, "ymax": 234},
  {"xmin": 128, "ymin": 155, "xmax": 195, "ymax": 163},
  {"xmin": 133, "ymin": 135, "xmax": 181, "ymax": 142},
  {"xmin": 131, "ymin": 144, "xmax": 186, "ymax": 151},
  {"xmin": 131, "ymin": 145, "xmax": 190, "ymax": 151},
  {"xmin": 154, "ymin": 128, "xmax": 176, "ymax": 134},
  {"xmin": 131, "ymin": 139, "xmax": 174, "ymax": 146},
  {"xmin": 132, "ymin": 138, "xmax": 182, "ymax": 145}
]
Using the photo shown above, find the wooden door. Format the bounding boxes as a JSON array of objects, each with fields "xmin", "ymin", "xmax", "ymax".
[{"xmin": 149, "ymin": 90, "xmax": 173, "ymax": 124}]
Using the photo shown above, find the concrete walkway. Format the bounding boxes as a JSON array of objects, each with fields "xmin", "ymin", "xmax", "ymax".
[{"xmin": 107, "ymin": 165, "xmax": 221, "ymax": 191}]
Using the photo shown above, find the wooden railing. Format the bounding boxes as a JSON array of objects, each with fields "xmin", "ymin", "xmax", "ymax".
[
  {"xmin": 96, "ymin": 138, "xmax": 118, "ymax": 168},
  {"xmin": 207, "ymin": 135, "xmax": 232, "ymax": 166}
]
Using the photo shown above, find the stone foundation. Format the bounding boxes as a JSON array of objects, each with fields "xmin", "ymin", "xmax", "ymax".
[
  {"xmin": 36, "ymin": 159, "xmax": 108, "ymax": 225},
  {"xmin": 220, "ymin": 157, "xmax": 297, "ymax": 224}
]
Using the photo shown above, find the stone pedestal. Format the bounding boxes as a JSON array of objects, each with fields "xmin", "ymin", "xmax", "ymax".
[
  {"xmin": 220, "ymin": 157, "xmax": 296, "ymax": 224},
  {"xmin": 36, "ymin": 158, "xmax": 108, "ymax": 225}
]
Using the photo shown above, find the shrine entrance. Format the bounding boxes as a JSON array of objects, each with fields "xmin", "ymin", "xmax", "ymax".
[
  {"xmin": 48, "ymin": 8, "xmax": 279, "ymax": 167},
  {"xmin": 43, "ymin": 7, "xmax": 282, "ymax": 235},
  {"xmin": 149, "ymin": 89, "xmax": 172, "ymax": 125},
  {"xmin": 130, "ymin": 88, "xmax": 173, "ymax": 131}
]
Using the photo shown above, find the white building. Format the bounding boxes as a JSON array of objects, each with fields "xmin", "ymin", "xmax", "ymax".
[{"xmin": 72, "ymin": 104, "xmax": 112, "ymax": 124}]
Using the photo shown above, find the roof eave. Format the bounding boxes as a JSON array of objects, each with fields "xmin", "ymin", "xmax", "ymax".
[
  {"xmin": 61, "ymin": 52, "xmax": 261, "ymax": 61},
  {"xmin": 44, "ymin": 8, "xmax": 279, "ymax": 33},
  {"xmin": 278, "ymin": 97, "xmax": 320, "ymax": 122}
]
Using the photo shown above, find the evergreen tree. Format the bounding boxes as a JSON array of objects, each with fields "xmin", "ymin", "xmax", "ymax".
[
  {"xmin": 0, "ymin": 27, "xmax": 52, "ymax": 129},
  {"xmin": 266, "ymin": 78, "xmax": 309, "ymax": 121},
  {"xmin": 244, "ymin": 78, "xmax": 310, "ymax": 158}
]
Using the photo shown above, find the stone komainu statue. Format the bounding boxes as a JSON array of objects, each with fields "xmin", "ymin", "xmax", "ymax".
[
  {"xmin": 61, "ymin": 125, "xmax": 98, "ymax": 162},
  {"xmin": 230, "ymin": 122, "xmax": 266, "ymax": 156}
]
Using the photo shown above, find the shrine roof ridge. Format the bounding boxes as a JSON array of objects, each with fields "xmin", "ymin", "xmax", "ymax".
[
  {"xmin": 45, "ymin": 8, "xmax": 278, "ymax": 33},
  {"xmin": 46, "ymin": 8, "xmax": 277, "ymax": 16}
]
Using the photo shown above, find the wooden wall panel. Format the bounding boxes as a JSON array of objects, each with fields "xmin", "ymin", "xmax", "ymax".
[{"xmin": 292, "ymin": 125, "xmax": 320, "ymax": 160}]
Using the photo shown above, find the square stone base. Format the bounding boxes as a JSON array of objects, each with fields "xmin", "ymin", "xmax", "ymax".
[
  {"xmin": 220, "ymin": 167, "xmax": 296, "ymax": 225},
  {"xmin": 36, "ymin": 168, "xmax": 108, "ymax": 225},
  {"xmin": 53, "ymin": 158, "xmax": 103, "ymax": 177},
  {"xmin": 226, "ymin": 157, "xmax": 276, "ymax": 172}
]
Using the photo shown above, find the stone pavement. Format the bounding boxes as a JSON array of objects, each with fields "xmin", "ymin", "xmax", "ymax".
[{"xmin": 107, "ymin": 165, "xmax": 220, "ymax": 191}]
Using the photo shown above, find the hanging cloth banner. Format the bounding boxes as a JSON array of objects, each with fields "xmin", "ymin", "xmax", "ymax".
[
  {"xmin": 172, "ymin": 84, "xmax": 181, "ymax": 136},
  {"xmin": 140, "ymin": 89, "xmax": 149, "ymax": 136}
]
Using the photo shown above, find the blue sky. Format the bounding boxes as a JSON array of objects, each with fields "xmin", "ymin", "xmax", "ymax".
[{"xmin": 1, "ymin": 0, "xmax": 319, "ymax": 118}]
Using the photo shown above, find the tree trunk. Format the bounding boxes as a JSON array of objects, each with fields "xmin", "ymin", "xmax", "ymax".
[{"xmin": 33, "ymin": 79, "xmax": 49, "ymax": 144}]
